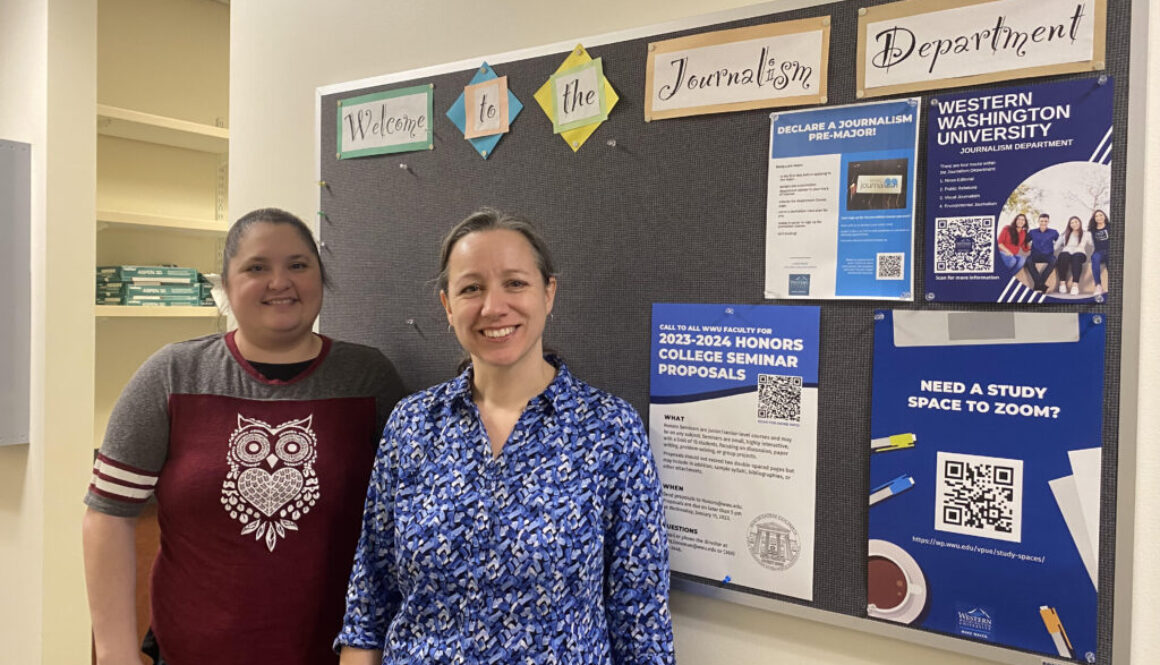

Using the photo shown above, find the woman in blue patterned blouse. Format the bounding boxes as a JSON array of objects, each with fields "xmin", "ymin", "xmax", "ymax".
[{"xmin": 337, "ymin": 208, "xmax": 675, "ymax": 664}]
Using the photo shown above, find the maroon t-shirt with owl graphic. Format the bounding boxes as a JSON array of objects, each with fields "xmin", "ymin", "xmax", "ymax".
[{"xmin": 85, "ymin": 331, "xmax": 406, "ymax": 665}]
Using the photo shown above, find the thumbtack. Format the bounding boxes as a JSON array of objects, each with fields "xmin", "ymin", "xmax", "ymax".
[
  {"xmin": 317, "ymin": 180, "xmax": 329, "ymax": 188},
  {"xmin": 1098, "ymin": 74, "xmax": 1108, "ymax": 85},
  {"xmin": 319, "ymin": 240, "xmax": 328, "ymax": 249},
  {"xmin": 606, "ymin": 139, "xmax": 617, "ymax": 148},
  {"xmin": 400, "ymin": 163, "xmax": 412, "ymax": 174},
  {"xmin": 405, "ymin": 318, "xmax": 426, "ymax": 338},
  {"xmin": 316, "ymin": 211, "xmax": 329, "ymax": 221},
  {"xmin": 722, "ymin": 576, "xmax": 732, "ymax": 584}
]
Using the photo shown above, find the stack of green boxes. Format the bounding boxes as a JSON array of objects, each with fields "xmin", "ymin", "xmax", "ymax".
[
  {"xmin": 198, "ymin": 276, "xmax": 216, "ymax": 307},
  {"xmin": 95, "ymin": 266, "xmax": 209, "ymax": 307}
]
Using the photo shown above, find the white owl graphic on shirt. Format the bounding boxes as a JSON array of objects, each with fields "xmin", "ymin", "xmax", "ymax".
[{"xmin": 221, "ymin": 414, "xmax": 320, "ymax": 552}]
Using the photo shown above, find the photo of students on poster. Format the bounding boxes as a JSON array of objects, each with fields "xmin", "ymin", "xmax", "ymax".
[
  {"xmin": 649, "ymin": 303, "xmax": 820, "ymax": 601},
  {"xmin": 870, "ymin": 310, "xmax": 1105, "ymax": 662},
  {"xmin": 925, "ymin": 77, "xmax": 1114, "ymax": 303}
]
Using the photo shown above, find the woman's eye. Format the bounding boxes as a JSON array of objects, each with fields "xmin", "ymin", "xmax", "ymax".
[
  {"xmin": 507, "ymin": 280, "xmax": 528, "ymax": 289},
  {"xmin": 290, "ymin": 262, "xmax": 310, "ymax": 270},
  {"xmin": 245, "ymin": 264, "xmax": 265, "ymax": 273},
  {"xmin": 459, "ymin": 284, "xmax": 480, "ymax": 295}
]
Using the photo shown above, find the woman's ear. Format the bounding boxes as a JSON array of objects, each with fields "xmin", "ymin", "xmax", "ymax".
[
  {"xmin": 544, "ymin": 276, "xmax": 557, "ymax": 316},
  {"xmin": 440, "ymin": 290, "xmax": 452, "ymax": 322}
]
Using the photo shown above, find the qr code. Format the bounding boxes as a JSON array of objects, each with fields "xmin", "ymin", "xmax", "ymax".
[
  {"xmin": 935, "ymin": 452, "xmax": 1023, "ymax": 543},
  {"xmin": 757, "ymin": 374, "xmax": 802, "ymax": 422},
  {"xmin": 876, "ymin": 252, "xmax": 905, "ymax": 280},
  {"xmin": 934, "ymin": 217, "xmax": 995, "ymax": 274}
]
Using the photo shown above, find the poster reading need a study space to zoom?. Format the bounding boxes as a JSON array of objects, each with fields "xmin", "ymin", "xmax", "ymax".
[
  {"xmin": 765, "ymin": 98, "xmax": 919, "ymax": 301},
  {"xmin": 649, "ymin": 303, "xmax": 820, "ymax": 601},
  {"xmin": 870, "ymin": 310, "xmax": 1104, "ymax": 663}
]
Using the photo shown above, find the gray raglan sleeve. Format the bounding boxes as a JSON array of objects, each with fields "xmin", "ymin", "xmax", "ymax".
[
  {"xmin": 84, "ymin": 346, "xmax": 176, "ymax": 517},
  {"xmin": 370, "ymin": 351, "xmax": 408, "ymax": 439}
]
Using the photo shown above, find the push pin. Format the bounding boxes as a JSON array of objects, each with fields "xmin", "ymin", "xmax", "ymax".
[
  {"xmin": 400, "ymin": 163, "xmax": 413, "ymax": 174},
  {"xmin": 722, "ymin": 576, "xmax": 732, "ymax": 584},
  {"xmin": 405, "ymin": 318, "xmax": 425, "ymax": 338},
  {"xmin": 1098, "ymin": 74, "xmax": 1108, "ymax": 86},
  {"xmin": 319, "ymin": 240, "xmax": 329, "ymax": 251},
  {"xmin": 606, "ymin": 139, "xmax": 618, "ymax": 148},
  {"xmin": 317, "ymin": 180, "xmax": 329, "ymax": 189},
  {"xmin": 317, "ymin": 210, "xmax": 329, "ymax": 222}
]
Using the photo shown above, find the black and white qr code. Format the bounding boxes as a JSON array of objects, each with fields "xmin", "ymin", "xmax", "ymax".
[
  {"xmin": 935, "ymin": 452, "xmax": 1023, "ymax": 543},
  {"xmin": 757, "ymin": 374, "xmax": 802, "ymax": 422},
  {"xmin": 875, "ymin": 252, "xmax": 905, "ymax": 280},
  {"xmin": 934, "ymin": 216, "xmax": 995, "ymax": 274}
]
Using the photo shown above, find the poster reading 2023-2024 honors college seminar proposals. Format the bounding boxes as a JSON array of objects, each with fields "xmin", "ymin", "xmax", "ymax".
[
  {"xmin": 925, "ymin": 77, "xmax": 1114, "ymax": 304},
  {"xmin": 765, "ymin": 98, "xmax": 920, "ymax": 301},
  {"xmin": 870, "ymin": 310, "xmax": 1105, "ymax": 662},
  {"xmin": 649, "ymin": 303, "xmax": 820, "ymax": 600}
]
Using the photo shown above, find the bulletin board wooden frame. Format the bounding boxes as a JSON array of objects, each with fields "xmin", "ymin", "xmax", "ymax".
[{"xmin": 314, "ymin": 0, "xmax": 1141, "ymax": 663}]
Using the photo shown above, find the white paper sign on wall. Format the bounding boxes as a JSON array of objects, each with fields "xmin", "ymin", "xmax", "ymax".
[
  {"xmin": 858, "ymin": 0, "xmax": 1106, "ymax": 98},
  {"xmin": 337, "ymin": 84, "xmax": 434, "ymax": 158},
  {"xmin": 645, "ymin": 17, "xmax": 830, "ymax": 121}
]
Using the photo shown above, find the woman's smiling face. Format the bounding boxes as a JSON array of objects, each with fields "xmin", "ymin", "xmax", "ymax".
[{"xmin": 440, "ymin": 229, "xmax": 556, "ymax": 374}]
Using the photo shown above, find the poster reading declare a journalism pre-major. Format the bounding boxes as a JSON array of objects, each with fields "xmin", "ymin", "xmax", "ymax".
[
  {"xmin": 765, "ymin": 98, "xmax": 919, "ymax": 301},
  {"xmin": 649, "ymin": 303, "xmax": 820, "ymax": 600},
  {"xmin": 870, "ymin": 310, "xmax": 1104, "ymax": 662},
  {"xmin": 925, "ymin": 77, "xmax": 1114, "ymax": 303}
]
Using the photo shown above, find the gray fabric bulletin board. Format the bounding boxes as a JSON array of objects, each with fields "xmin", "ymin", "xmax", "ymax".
[{"xmin": 316, "ymin": 0, "xmax": 1131, "ymax": 661}]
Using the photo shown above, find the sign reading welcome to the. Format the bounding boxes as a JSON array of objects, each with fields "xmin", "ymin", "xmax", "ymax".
[
  {"xmin": 858, "ymin": 0, "xmax": 1106, "ymax": 98},
  {"xmin": 644, "ymin": 17, "xmax": 830, "ymax": 121},
  {"xmin": 337, "ymin": 84, "xmax": 434, "ymax": 158}
]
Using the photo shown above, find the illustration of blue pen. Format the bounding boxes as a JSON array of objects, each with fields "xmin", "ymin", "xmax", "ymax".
[{"xmin": 869, "ymin": 475, "xmax": 915, "ymax": 506}]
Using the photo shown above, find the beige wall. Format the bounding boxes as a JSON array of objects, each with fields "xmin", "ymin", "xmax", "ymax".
[
  {"xmin": 0, "ymin": 0, "xmax": 97, "ymax": 662},
  {"xmin": 226, "ymin": 0, "xmax": 1150, "ymax": 664},
  {"xmin": 0, "ymin": 1, "xmax": 48, "ymax": 662}
]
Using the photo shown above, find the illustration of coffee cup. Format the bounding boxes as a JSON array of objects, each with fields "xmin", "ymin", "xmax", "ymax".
[{"xmin": 868, "ymin": 539, "xmax": 927, "ymax": 624}]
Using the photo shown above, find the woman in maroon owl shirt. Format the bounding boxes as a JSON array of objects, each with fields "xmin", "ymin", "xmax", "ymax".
[{"xmin": 82, "ymin": 208, "xmax": 406, "ymax": 665}]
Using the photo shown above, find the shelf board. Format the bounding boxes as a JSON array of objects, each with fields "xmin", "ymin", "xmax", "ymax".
[
  {"xmin": 95, "ymin": 305, "xmax": 222, "ymax": 318},
  {"xmin": 97, "ymin": 210, "xmax": 227, "ymax": 234},
  {"xmin": 96, "ymin": 104, "xmax": 229, "ymax": 154}
]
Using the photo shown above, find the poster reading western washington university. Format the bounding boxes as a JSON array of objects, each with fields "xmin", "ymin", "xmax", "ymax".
[
  {"xmin": 649, "ymin": 303, "xmax": 820, "ymax": 600},
  {"xmin": 870, "ymin": 310, "xmax": 1104, "ymax": 662},
  {"xmin": 765, "ymin": 98, "xmax": 919, "ymax": 300},
  {"xmin": 925, "ymin": 77, "xmax": 1114, "ymax": 303}
]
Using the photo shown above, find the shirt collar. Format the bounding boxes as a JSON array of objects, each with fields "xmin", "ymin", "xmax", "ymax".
[{"xmin": 442, "ymin": 355, "xmax": 576, "ymax": 415}]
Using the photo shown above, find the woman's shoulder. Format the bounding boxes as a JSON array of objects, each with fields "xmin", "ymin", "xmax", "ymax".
[
  {"xmin": 147, "ymin": 333, "xmax": 229, "ymax": 367},
  {"xmin": 388, "ymin": 374, "xmax": 465, "ymax": 418},
  {"xmin": 323, "ymin": 338, "xmax": 407, "ymax": 395},
  {"xmin": 558, "ymin": 368, "xmax": 642, "ymax": 423}
]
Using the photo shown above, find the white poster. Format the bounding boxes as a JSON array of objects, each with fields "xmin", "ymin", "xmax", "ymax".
[
  {"xmin": 859, "ymin": 0, "xmax": 1105, "ymax": 97},
  {"xmin": 645, "ymin": 18, "xmax": 829, "ymax": 121},
  {"xmin": 337, "ymin": 84, "xmax": 433, "ymax": 158},
  {"xmin": 649, "ymin": 303, "xmax": 820, "ymax": 600}
]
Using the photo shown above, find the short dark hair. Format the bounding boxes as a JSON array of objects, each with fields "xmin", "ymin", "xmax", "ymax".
[
  {"xmin": 437, "ymin": 207, "xmax": 556, "ymax": 294},
  {"xmin": 222, "ymin": 208, "xmax": 331, "ymax": 288},
  {"xmin": 1039, "ymin": 213, "xmax": 1051, "ymax": 220}
]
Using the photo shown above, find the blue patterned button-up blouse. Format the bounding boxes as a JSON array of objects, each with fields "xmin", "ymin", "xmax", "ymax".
[{"xmin": 336, "ymin": 359, "xmax": 675, "ymax": 664}]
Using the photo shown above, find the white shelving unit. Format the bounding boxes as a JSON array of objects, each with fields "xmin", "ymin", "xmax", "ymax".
[
  {"xmin": 97, "ymin": 104, "xmax": 228, "ymax": 154},
  {"xmin": 94, "ymin": 305, "xmax": 223, "ymax": 318}
]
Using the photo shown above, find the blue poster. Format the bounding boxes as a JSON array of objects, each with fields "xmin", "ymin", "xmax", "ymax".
[
  {"xmin": 925, "ymin": 77, "xmax": 1114, "ymax": 303},
  {"xmin": 649, "ymin": 303, "xmax": 820, "ymax": 600},
  {"xmin": 870, "ymin": 310, "xmax": 1105, "ymax": 662},
  {"xmin": 765, "ymin": 99, "xmax": 919, "ymax": 300}
]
